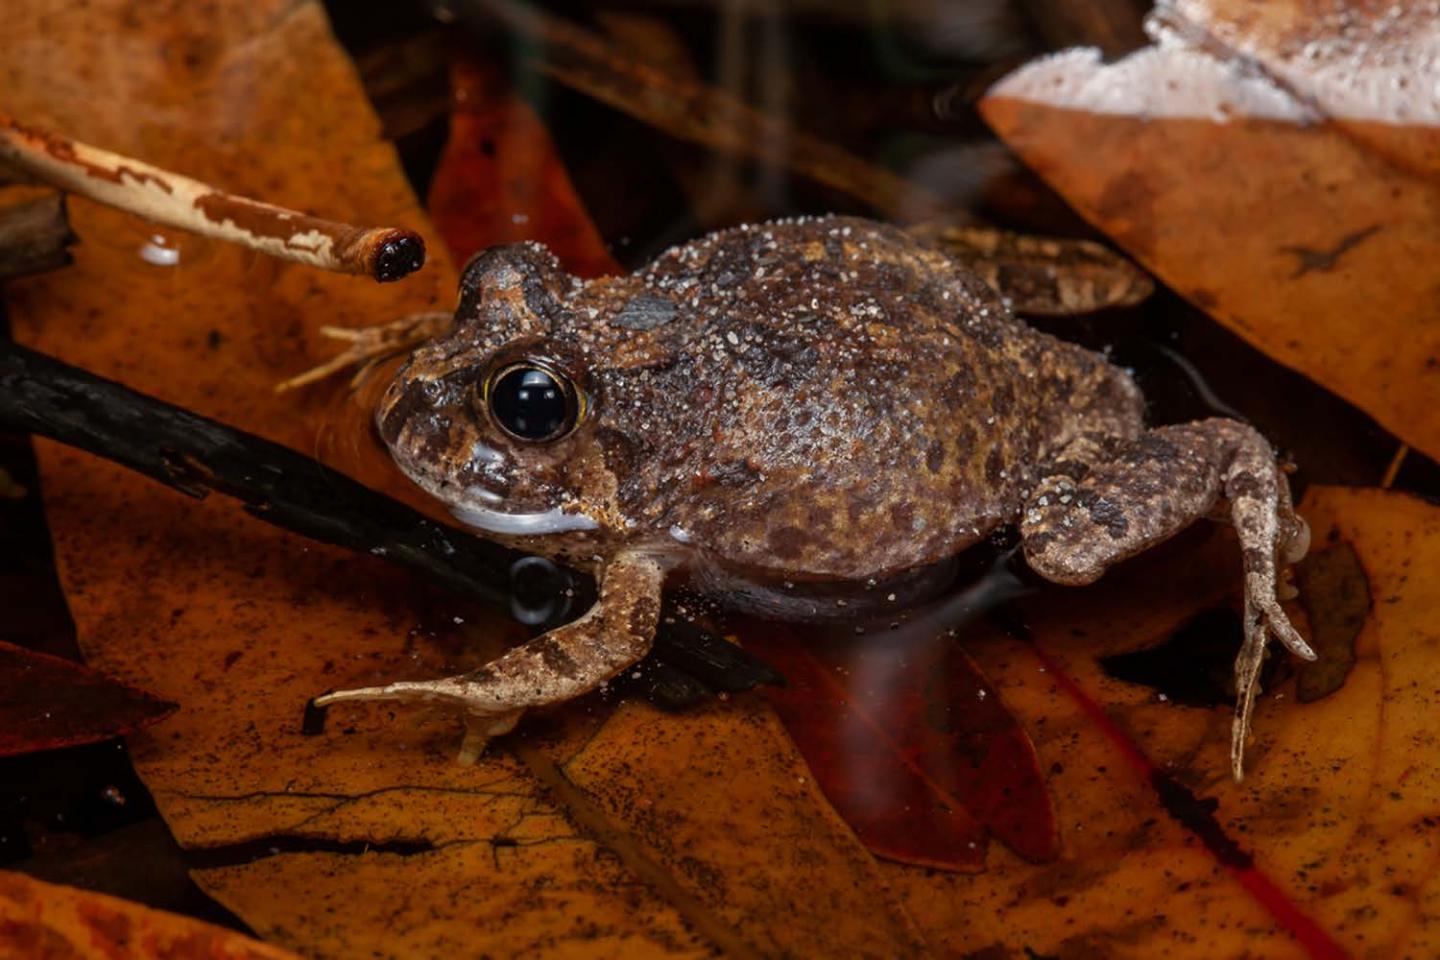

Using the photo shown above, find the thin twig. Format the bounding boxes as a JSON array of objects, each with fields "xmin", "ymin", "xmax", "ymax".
[{"xmin": 0, "ymin": 113, "xmax": 426, "ymax": 282}]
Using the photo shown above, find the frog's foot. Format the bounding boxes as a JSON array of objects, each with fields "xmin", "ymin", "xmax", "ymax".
[
  {"xmin": 313, "ymin": 550, "xmax": 665, "ymax": 762},
  {"xmin": 1228, "ymin": 443, "xmax": 1312, "ymax": 782},
  {"xmin": 275, "ymin": 311, "xmax": 451, "ymax": 392},
  {"xmin": 1020, "ymin": 419, "xmax": 1314, "ymax": 781}
]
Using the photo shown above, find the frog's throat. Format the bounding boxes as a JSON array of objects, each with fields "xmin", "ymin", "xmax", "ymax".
[{"xmin": 450, "ymin": 501, "xmax": 600, "ymax": 535}]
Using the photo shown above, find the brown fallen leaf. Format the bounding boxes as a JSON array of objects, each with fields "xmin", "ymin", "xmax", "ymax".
[
  {"xmin": 0, "ymin": 640, "xmax": 176, "ymax": 757},
  {"xmin": 879, "ymin": 487, "xmax": 1440, "ymax": 958},
  {"xmin": 2, "ymin": 2, "xmax": 925, "ymax": 956},
  {"xmin": 746, "ymin": 620, "xmax": 1058, "ymax": 872},
  {"xmin": 0, "ymin": 870, "xmax": 301, "ymax": 960},
  {"xmin": 979, "ymin": 1, "xmax": 1440, "ymax": 463}
]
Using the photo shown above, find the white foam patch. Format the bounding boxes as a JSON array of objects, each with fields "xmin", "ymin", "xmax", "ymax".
[
  {"xmin": 987, "ymin": 45, "xmax": 1313, "ymax": 124},
  {"xmin": 1161, "ymin": 0, "xmax": 1440, "ymax": 128}
]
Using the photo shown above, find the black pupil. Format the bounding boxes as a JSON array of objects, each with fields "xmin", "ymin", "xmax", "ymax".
[{"xmin": 492, "ymin": 366, "xmax": 570, "ymax": 440}]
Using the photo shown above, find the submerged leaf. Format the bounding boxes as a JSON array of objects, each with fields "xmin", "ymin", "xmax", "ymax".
[
  {"xmin": 0, "ymin": 640, "xmax": 176, "ymax": 757},
  {"xmin": 749, "ymin": 623, "xmax": 1058, "ymax": 871}
]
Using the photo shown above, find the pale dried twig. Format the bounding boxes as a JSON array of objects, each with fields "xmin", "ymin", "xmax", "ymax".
[
  {"xmin": 0, "ymin": 112, "xmax": 426, "ymax": 282},
  {"xmin": 276, "ymin": 312, "xmax": 451, "ymax": 392}
]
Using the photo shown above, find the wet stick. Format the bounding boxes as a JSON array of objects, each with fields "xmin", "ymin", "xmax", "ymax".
[
  {"xmin": 0, "ymin": 112, "xmax": 425, "ymax": 281},
  {"xmin": 0, "ymin": 339, "xmax": 780, "ymax": 702}
]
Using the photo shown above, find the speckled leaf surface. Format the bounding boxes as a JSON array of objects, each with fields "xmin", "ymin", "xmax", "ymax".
[
  {"xmin": 886, "ymin": 487, "xmax": 1440, "ymax": 959},
  {"xmin": 0, "ymin": 1, "xmax": 922, "ymax": 957}
]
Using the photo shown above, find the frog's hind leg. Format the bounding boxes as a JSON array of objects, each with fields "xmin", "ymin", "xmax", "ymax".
[
  {"xmin": 1019, "ymin": 418, "xmax": 1313, "ymax": 780},
  {"xmin": 315, "ymin": 550, "xmax": 665, "ymax": 763}
]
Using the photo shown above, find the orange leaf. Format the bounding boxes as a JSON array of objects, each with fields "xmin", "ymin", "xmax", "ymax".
[
  {"xmin": 881, "ymin": 490, "xmax": 1440, "ymax": 958},
  {"xmin": 427, "ymin": 53, "xmax": 620, "ymax": 277},
  {"xmin": 0, "ymin": 640, "xmax": 175, "ymax": 757},
  {"xmin": 0, "ymin": 870, "xmax": 299, "ymax": 960},
  {"xmin": 980, "ymin": 2, "xmax": 1440, "ymax": 463}
]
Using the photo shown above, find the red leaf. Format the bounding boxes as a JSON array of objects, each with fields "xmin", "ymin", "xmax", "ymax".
[
  {"xmin": 426, "ymin": 53, "xmax": 620, "ymax": 278},
  {"xmin": 747, "ymin": 622, "xmax": 1059, "ymax": 871},
  {"xmin": 0, "ymin": 640, "xmax": 176, "ymax": 756}
]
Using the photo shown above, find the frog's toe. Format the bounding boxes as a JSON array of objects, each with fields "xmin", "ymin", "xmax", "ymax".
[
  {"xmin": 458, "ymin": 709, "xmax": 524, "ymax": 765},
  {"xmin": 313, "ymin": 672, "xmax": 516, "ymax": 713},
  {"xmin": 1262, "ymin": 598, "xmax": 1315, "ymax": 661},
  {"xmin": 315, "ymin": 673, "xmax": 528, "ymax": 762}
]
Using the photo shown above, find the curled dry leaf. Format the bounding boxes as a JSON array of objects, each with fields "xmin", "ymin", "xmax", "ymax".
[
  {"xmin": 0, "ymin": 640, "xmax": 176, "ymax": 757},
  {"xmin": 980, "ymin": 0, "xmax": 1440, "ymax": 463},
  {"xmin": 884, "ymin": 488, "xmax": 1440, "ymax": 959},
  {"xmin": 0, "ymin": 871, "xmax": 300, "ymax": 960},
  {"xmin": 0, "ymin": 871, "xmax": 299, "ymax": 960},
  {"xmin": 2, "ymin": 1, "xmax": 924, "ymax": 956}
]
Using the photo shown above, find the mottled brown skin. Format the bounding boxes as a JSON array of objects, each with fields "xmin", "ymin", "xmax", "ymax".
[{"xmin": 319, "ymin": 216, "xmax": 1312, "ymax": 777}]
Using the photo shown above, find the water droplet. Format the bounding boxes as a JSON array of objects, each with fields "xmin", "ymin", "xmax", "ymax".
[{"xmin": 139, "ymin": 234, "xmax": 180, "ymax": 267}]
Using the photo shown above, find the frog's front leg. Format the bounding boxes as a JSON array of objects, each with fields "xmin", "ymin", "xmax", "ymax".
[
  {"xmin": 1018, "ymin": 419, "xmax": 1313, "ymax": 780},
  {"xmin": 315, "ymin": 550, "xmax": 665, "ymax": 763}
]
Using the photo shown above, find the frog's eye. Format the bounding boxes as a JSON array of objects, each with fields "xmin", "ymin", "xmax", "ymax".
[{"xmin": 483, "ymin": 360, "xmax": 583, "ymax": 443}]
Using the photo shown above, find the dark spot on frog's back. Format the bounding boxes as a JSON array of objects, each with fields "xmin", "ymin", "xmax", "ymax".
[
  {"xmin": 985, "ymin": 446, "xmax": 1005, "ymax": 484},
  {"xmin": 926, "ymin": 439, "xmax": 945, "ymax": 473},
  {"xmin": 941, "ymin": 368, "xmax": 975, "ymax": 406},
  {"xmin": 612, "ymin": 295, "xmax": 677, "ymax": 331},
  {"xmin": 991, "ymin": 380, "xmax": 1015, "ymax": 417}
]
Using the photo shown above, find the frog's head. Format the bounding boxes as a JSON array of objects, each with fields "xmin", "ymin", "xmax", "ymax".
[{"xmin": 377, "ymin": 243, "xmax": 630, "ymax": 540}]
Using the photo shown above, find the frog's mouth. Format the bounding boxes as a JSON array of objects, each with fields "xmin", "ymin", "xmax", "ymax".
[{"xmin": 448, "ymin": 499, "xmax": 600, "ymax": 536}]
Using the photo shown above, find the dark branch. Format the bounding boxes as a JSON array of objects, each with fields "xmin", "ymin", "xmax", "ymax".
[{"xmin": 0, "ymin": 339, "xmax": 779, "ymax": 705}]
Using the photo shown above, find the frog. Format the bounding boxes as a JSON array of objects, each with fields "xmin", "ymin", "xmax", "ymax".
[{"xmin": 314, "ymin": 215, "xmax": 1312, "ymax": 779}]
